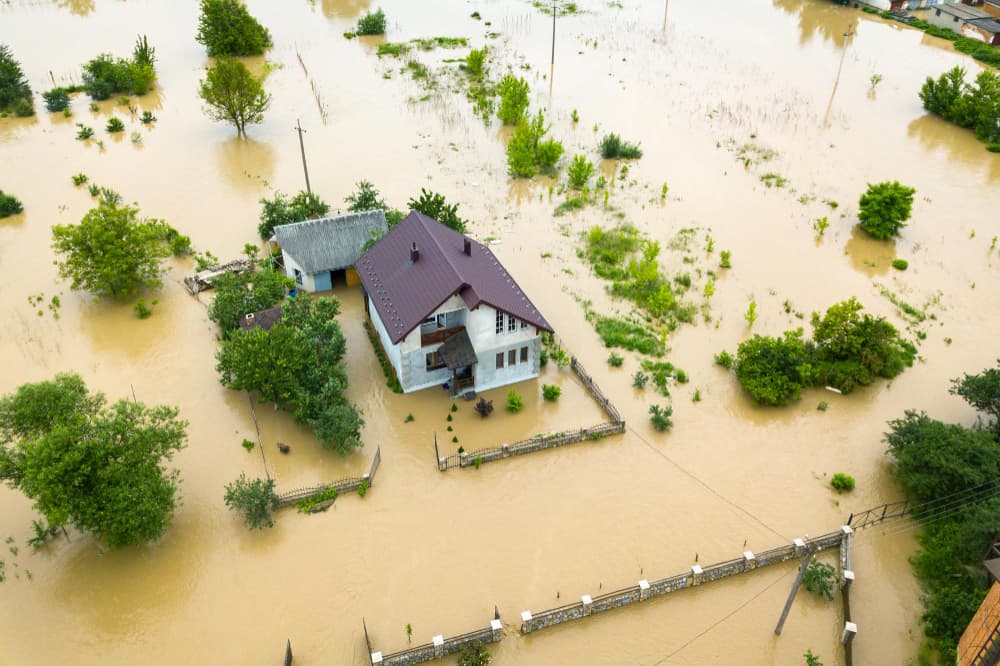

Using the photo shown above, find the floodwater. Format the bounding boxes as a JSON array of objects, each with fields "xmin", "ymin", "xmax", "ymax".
[{"xmin": 1, "ymin": 0, "xmax": 998, "ymax": 663}]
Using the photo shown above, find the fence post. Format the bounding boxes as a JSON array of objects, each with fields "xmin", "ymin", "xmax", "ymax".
[
  {"xmin": 690, "ymin": 564, "xmax": 703, "ymax": 586},
  {"xmin": 639, "ymin": 579, "xmax": 651, "ymax": 600},
  {"xmin": 284, "ymin": 639, "xmax": 293, "ymax": 666},
  {"xmin": 520, "ymin": 610, "xmax": 533, "ymax": 634},
  {"xmin": 582, "ymin": 594, "xmax": 593, "ymax": 615},
  {"xmin": 490, "ymin": 619, "xmax": 503, "ymax": 642},
  {"xmin": 433, "ymin": 635, "xmax": 444, "ymax": 658}
]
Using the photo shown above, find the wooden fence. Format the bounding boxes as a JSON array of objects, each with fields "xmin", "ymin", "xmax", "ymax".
[
  {"xmin": 436, "ymin": 356, "xmax": 625, "ymax": 471},
  {"xmin": 276, "ymin": 446, "xmax": 381, "ymax": 510}
]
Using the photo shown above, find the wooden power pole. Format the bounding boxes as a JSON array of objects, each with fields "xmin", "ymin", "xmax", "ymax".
[{"xmin": 294, "ymin": 119, "xmax": 312, "ymax": 195}]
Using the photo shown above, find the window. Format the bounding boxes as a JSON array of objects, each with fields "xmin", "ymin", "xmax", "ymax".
[
  {"xmin": 508, "ymin": 349, "xmax": 517, "ymax": 366},
  {"xmin": 436, "ymin": 313, "xmax": 446, "ymax": 328},
  {"xmin": 520, "ymin": 346, "xmax": 528, "ymax": 363},
  {"xmin": 508, "ymin": 315, "xmax": 517, "ymax": 332},
  {"xmin": 426, "ymin": 351, "xmax": 444, "ymax": 371},
  {"xmin": 495, "ymin": 311, "xmax": 504, "ymax": 335},
  {"xmin": 954, "ymin": 15, "xmax": 959, "ymax": 22},
  {"xmin": 935, "ymin": 8, "xmax": 940, "ymax": 16},
  {"xmin": 495, "ymin": 352, "xmax": 504, "ymax": 369},
  {"xmin": 293, "ymin": 268, "xmax": 303, "ymax": 286},
  {"xmin": 521, "ymin": 320, "xmax": 528, "ymax": 330}
]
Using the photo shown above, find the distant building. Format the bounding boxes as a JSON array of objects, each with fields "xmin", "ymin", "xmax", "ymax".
[
  {"xmin": 272, "ymin": 210, "xmax": 388, "ymax": 293},
  {"xmin": 357, "ymin": 211, "xmax": 553, "ymax": 396},
  {"xmin": 930, "ymin": 2, "xmax": 1000, "ymax": 43}
]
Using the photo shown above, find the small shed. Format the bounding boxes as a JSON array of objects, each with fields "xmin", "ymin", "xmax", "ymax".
[
  {"xmin": 273, "ymin": 210, "xmax": 388, "ymax": 292},
  {"xmin": 238, "ymin": 306, "xmax": 283, "ymax": 332}
]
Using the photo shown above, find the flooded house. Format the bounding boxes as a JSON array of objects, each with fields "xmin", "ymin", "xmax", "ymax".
[
  {"xmin": 272, "ymin": 210, "xmax": 388, "ymax": 292},
  {"xmin": 929, "ymin": 2, "xmax": 1000, "ymax": 44},
  {"xmin": 357, "ymin": 211, "xmax": 553, "ymax": 396}
]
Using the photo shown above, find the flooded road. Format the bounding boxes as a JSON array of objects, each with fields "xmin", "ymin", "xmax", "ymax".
[{"xmin": 1, "ymin": 0, "xmax": 998, "ymax": 663}]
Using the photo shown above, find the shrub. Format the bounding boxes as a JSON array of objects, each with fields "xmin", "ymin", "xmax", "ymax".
[
  {"xmin": 507, "ymin": 110, "xmax": 563, "ymax": 177},
  {"xmin": 106, "ymin": 117, "xmax": 125, "ymax": 133},
  {"xmin": 714, "ymin": 350, "xmax": 734, "ymax": 369},
  {"xmin": 633, "ymin": 371, "xmax": 648, "ymax": 389},
  {"xmin": 599, "ymin": 132, "xmax": 643, "ymax": 159},
  {"xmin": 474, "ymin": 397, "xmax": 493, "ymax": 417},
  {"xmin": 892, "ymin": 259, "xmax": 908, "ymax": 271},
  {"xmin": 457, "ymin": 641, "xmax": 491, "ymax": 666},
  {"xmin": 857, "ymin": 181, "xmax": 915, "ymax": 240},
  {"xmin": 734, "ymin": 330, "xmax": 813, "ymax": 406},
  {"xmin": 649, "ymin": 404, "xmax": 673, "ymax": 431},
  {"xmin": 607, "ymin": 352, "xmax": 623, "ymax": 367},
  {"xmin": 803, "ymin": 559, "xmax": 836, "ymax": 601},
  {"xmin": 241, "ymin": 438, "xmax": 255, "ymax": 452},
  {"xmin": 675, "ymin": 369, "xmax": 689, "ymax": 384},
  {"xmin": 465, "ymin": 47, "xmax": 487, "ymax": 79},
  {"xmin": 357, "ymin": 479, "xmax": 369, "ymax": 497},
  {"xmin": 82, "ymin": 48, "xmax": 157, "ymax": 100},
  {"xmin": 140, "ymin": 110, "xmax": 156, "ymax": 124},
  {"xmin": 133, "ymin": 34, "xmax": 156, "ymax": 67},
  {"xmin": 133, "ymin": 299, "xmax": 153, "ymax": 319},
  {"xmin": 567, "ymin": 154, "xmax": 594, "ymax": 189},
  {"xmin": 506, "ymin": 389, "xmax": 524, "ymax": 412},
  {"xmin": 76, "ymin": 123, "xmax": 94, "ymax": 140},
  {"xmin": 72, "ymin": 173, "xmax": 88, "ymax": 186},
  {"xmin": 13, "ymin": 98, "xmax": 33, "ymax": 116},
  {"xmin": 830, "ymin": 473, "xmax": 855, "ymax": 492},
  {"xmin": 719, "ymin": 250, "xmax": 732, "ymax": 268},
  {"xmin": 496, "ymin": 74, "xmax": 529, "ymax": 124},
  {"xmin": 196, "ymin": 0, "xmax": 272, "ymax": 56},
  {"xmin": 224, "ymin": 474, "xmax": 279, "ymax": 529},
  {"xmin": 0, "ymin": 190, "xmax": 24, "ymax": 218},
  {"xmin": 541, "ymin": 384, "xmax": 561, "ymax": 401},
  {"xmin": 42, "ymin": 88, "xmax": 70, "ymax": 112},
  {"xmin": 356, "ymin": 8, "xmax": 387, "ymax": 36},
  {"xmin": 0, "ymin": 44, "xmax": 32, "ymax": 112}
]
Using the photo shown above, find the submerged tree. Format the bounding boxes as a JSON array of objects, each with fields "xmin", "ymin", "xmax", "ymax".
[
  {"xmin": 857, "ymin": 181, "xmax": 915, "ymax": 240},
  {"xmin": 199, "ymin": 58, "xmax": 271, "ymax": 136},
  {"xmin": 196, "ymin": 0, "xmax": 272, "ymax": 56},
  {"xmin": 0, "ymin": 44, "xmax": 32, "ymax": 115},
  {"xmin": 0, "ymin": 374, "xmax": 187, "ymax": 549},
  {"xmin": 224, "ymin": 474, "xmax": 279, "ymax": 529},
  {"xmin": 52, "ymin": 202, "xmax": 173, "ymax": 300},
  {"xmin": 257, "ymin": 190, "xmax": 330, "ymax": 238}
]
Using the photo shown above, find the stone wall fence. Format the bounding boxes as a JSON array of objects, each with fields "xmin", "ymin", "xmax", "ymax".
[
  {"xmin": 275, "ymin": 446, "xmax": 381, "ymax": 511},
  {"xmin": 368, "ymin": 616, "xmax": 503, "ymax": 666}
]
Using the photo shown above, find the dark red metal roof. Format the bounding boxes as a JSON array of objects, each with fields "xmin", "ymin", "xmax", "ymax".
[{"xmin": 357, "ymin": 211, "xmax": 553, "ymax": 344}]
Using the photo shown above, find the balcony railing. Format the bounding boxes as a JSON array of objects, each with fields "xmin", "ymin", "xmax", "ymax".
[{"xmin": 421, "ymin": 326, "xmax": 464, "ymax": 347}]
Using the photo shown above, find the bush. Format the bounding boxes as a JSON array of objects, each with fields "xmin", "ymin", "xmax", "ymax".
[
  {"xmin": 133, "ymin": 299, "xmax": 153, "ymax": 319},
  {"xmin": 506, "ymin": 389, "xmax": 524, "ymax": 412},
  {"xmin": 356, "ymin": 8, "xmax": 387, "ymax": 36},
  {"xmin": 830, "ymin": 473, "xmax": 855, "ymax": 492},
  {"xmin": 496, "ymin": 74, "xmax": 529, "ymax": 124},
  {"xmin": 649, "ymin": 404, "xmax": 673, "ymax": 431},
  {"xmin": 675, "ymin": 369, "xmax": 689, "ymax": 384},
  {"xmin": 567, "ymin": 154, "xmax": 594, "ymax": 189},
  {"xmin": 196, "ymin": 0, "xmax": 272, "ymax": 56},
  {"xmin": 465, "ymin": 47, "xmax": 487, "ymax": 79},
  {"xmin": 0, "ymin": 190, "xmax": 24, "ymax": 218},
  {"xmin": 42, "ymin": 88, "xmax": 70, "ymax": 112},
  {"xmin": 599, "ymin": 132, "xmax": 643, "ymax": 159},
  {"xmin": 633, "ymin": 371, "xmax": 648, "ymax": 389},
  {"xmin": 76, "ymin": 123, "xmax": 94, "ymax": 140},
  {"xmin": 607, "ymin": 352, "xmax": 623, "ymax": 367},
  {"xmin": 13, "ymin": 98, "xmax": 33, "ymax": 116},
  {"xmin": 891, "ymin": 259, "xmax": 908, "ymax": 271},
  {"xmin": 857, "ymin": 181, "xmax": 915, "ymax": 240},
  {"xmin": 82, "ymin": 48, "xmax": 157, "ymax": 100},
  {"xmin": 408, "ymin": 188, "xmax": 467, "ymax": 233},
  {"xmin": 719, "ymin": 250, "xmax": 732, "ymax": 268},
  {"xmin": 457, "ymin": 641, "xmax": 491, "ymax": 666},
  {"xmin": 106, "ymin": 116, "xmax": 125, "ymax": 133},
  {"xmin": 541, "ymin": 384, "xmax": 561, "ymax": 401},
  {"xmin": 0, "ymin": 44, "xmax": 32, "ymax": 112},
  {"xmin": 734, "ymin": 330, "xmax": 813, "ymax": 406},
  {"xmin": 224, "ymin": 474, "xmax": 279, "ymax": 529},
  {"xmin": 714, "ymin": 350, "xmax": 734, "ymax": 369},
  {"xmin": 507, "ymin": 110, "xmax": 563, "ymax": 177},
  {"xmin": 803, "ymin": 559, "xmax": 836, "ymax": 601},
  {"xmin": 258, "ymin": 190, "xmax": 330, "ymax": 238}
]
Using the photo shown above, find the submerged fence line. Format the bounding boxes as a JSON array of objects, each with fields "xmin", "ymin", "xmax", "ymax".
[
  {"xmin": 275, "ymin": 446, "xmax": 381, "ymax": 510},
  {"xmin": 368, "ymin": 611, "xmax": 503, "ymax": 666},
  {"xmin": 437, "ymin": 357, "xmax": 625, "ymax": 471}
]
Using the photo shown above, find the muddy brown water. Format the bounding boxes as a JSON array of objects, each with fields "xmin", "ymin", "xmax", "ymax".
[{"xmin": 1, "ymin": 0, "xmax": 998, "ymax": 663}]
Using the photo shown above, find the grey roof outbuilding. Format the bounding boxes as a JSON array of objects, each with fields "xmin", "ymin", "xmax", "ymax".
[{"xmin": 273, "ymin": 210, "xmax": 388, "ymax": 274}]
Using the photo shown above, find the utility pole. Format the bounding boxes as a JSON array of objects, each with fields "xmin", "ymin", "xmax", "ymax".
[
  {"xmin": 662, "ymin": 0, "xmax": 669, "ymax": 33},
  {"xmin": 834, "ymin": 25, "xmax": 855, "ymax": 88},
  {"xmin": 294, "ymin": 119, "xmax": 312, "ymax": 195},
  {"xmin": 551, "ymin": 0, "xmax": 557, "ymax": 66}
]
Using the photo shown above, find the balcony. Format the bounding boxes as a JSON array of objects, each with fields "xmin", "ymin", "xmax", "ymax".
[{"xmin": 421, "ymin": 326, "xmax": 465, "ymax": 348}]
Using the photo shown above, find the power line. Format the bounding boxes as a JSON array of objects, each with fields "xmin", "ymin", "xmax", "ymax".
[
  {"xmin": 627, "ymin": 425, "xmax": 791, "ymax": 543},
  {"xmin": 651, "ymin": 566, "xmax": 796, "ymax": 665}
]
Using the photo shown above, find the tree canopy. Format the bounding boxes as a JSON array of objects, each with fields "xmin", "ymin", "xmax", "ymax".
[
  {"xmin": 257, "ymin": 190, "xmax": 329, "ymax": 238},
  {"xmin": 0, "ymin": 374, "xmax": 187, "ymax": 549},
  {"xmin": 920, "ymin": 66, "xmax": 1000, "ymax": 147},
  {"xmin": 196, "ymin": 0, "xmax": 272, "ymax": 57},
  {"xmin": 408, "ymin": 188, "xmax": 468, "ymax": 233},
  {"xmin": 208, "ymin": 268, "xmax": 291, "ymax": 333},
  {"xmin": 52, "ymin": 202, "xmax": 173, "ymax": 300},
  {"xmin": 857, "ymin": 181, "xmax": 915, "ymax": 240},
  {"xmin": 0, "ymin": 44, "xmax": 32, "ymax": 113},
  {"xmin": 224, "ymin": 474, "xmax": 278, "ymax": 529},
  {"xmin": 199, "ymin": 58, "xmax": 271, "ymax": 136},
  {"xmin": 950, "ymin": 359, "xmax": 1000, "ymax": 436},
  {"xmin": 216, "ymin": 297, "xmax": 363, "ymax": 455}
]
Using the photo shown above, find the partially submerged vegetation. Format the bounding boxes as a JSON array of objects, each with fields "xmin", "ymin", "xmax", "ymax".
[
  {"xmin": 0, "ymin": 44, "xmax": 34, "ymax": 116},
  {"xmin": 81, "ymin": 35, "xmax": 157, "ymax": 100},
  {"xmin": 720, "ymin": 298, "xmax": 916, "ymax": 406},
  {"xmin": 257, "ymin": 190, "xmax": 329, "ymax": 238},
  {"xmin": 0, "ymin": 190, "xmax": 24, "ymax": 218},
  {"xmin": 599, "ymin": 133, "xmax": 642, "ymax": 159},
  {"xmin": 920, "ymin": 66, "xmax": 1000, "ymax": 151},
  {"xmin": 196, "ymin": 0, "xmax": 271, "ymax": 56}
]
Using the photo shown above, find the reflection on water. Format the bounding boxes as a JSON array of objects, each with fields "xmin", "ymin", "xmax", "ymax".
[
  {"xmin": 772, "ymin": 0, "xmax": 860, "ymax": 47},
  {"xmin": 844, "ymin": 224, "xmax": 896, "ymax": 277},
  {"xmin": 214, "ymin": 136, "xmax": 277, "ymax": 193},
  {"xmin": 53, "ymin": 0, "xmax": 95, "ymax": 16},
  {"xmin": 907, "ymin": 113, "xmax": 1000, "ymax": 182},
  {"xmin": 311, "ymin": 0, "xmax": 372, "ymax": 20}
]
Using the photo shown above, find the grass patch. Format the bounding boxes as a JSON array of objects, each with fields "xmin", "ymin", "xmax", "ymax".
[
  {"xmin": 363, "ymin": 320, "xmax": 403, "ymax": 393},
  {"xmin": 553, "ymin": 196, "xmax": 586, "ymax": 216},
  {"xmin": 587, "ymin": 312, "xmax": 665, "ymax": 356},
  {"xmin": 599, "ymin": 132, "xmax": 643, "ymax": 159}
]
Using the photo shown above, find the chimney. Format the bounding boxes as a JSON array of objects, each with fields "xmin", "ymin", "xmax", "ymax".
[
  {"xmin": 463, "ymin": 238, "xmax": 471, "ymax": 256},
  {"xmin": 245, "ymin": 313, "xmax": 255, "ymax": 321},
  {"xmin": 410, "ymin": 242, "xmax": 419, "ymax": 262}
]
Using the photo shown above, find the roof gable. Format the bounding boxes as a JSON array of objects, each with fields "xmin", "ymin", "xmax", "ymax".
[
  {"xmin": 273, "ymin": 210, "xmax": 388, "ymax": 273},
  {"xmin": 357, "ymin": 212, "xmax": 552, "ymax": 344}
]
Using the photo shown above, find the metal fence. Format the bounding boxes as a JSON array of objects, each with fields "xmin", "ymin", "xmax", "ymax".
[
  {"xmin": 275, "ymin": 445, "xmax": 381, "ymax": 509},
  {"xmin": 846, "ymin": 499, "xmax": 910, "ymax": 530}
]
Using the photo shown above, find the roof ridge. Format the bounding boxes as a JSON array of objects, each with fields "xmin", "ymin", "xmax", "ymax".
[{"xmin": 416, "ymin": 212, "xmax": 466, "ymax": 291}]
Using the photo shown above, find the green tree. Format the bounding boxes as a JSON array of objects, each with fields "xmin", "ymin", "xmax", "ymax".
[
  {"xmin": 223, "ymin": 474, "xmax": 279, "ymax": 529},
  {"xmin": 196, "ymin": 0, "xmax": 272, "ymax": 56},
  {"xmin": 0, "ymin": 44, "xmax": 32, "ymax": 112},
  {"xmin": 216, "ymin": 324, "xmax": 312, "ymax": 405},
  {"xmin": 408, "ymin": 188, "xmax": 468, "ymax": 233},
  {"xmin": 199, "ymin": 58, "xmax": 271, "ymax": 136},
  {"xmin": 802, "ymin": 559, "xmax": 836, "ymax": 601},
  {"xmin": 567, "ymin": 153, "xmax": 594, "ymax": 189},
  {"xmin": 82, "ymin": 48, "xmax": 157, "ymax": 100},
  {"xmin": 0, "ymin": 190, "xmax": 24, "ymax": 218},
  {"xmin": 52, "ymin": 202, "xmax": 172, "ymax": 300},
  {"xmin": 496, "ymin": 74, "xmax": 529, "ymax": 124},
  {"xmin": 346, "ymin": 180, "xmax": 387, "ymax": 213},
  {"xmin": 950, "ymin": 359, "xmax": 1000, "ymax": 435},
  {"xmin": 734, "ymin": 330, "xmax": 814, "ymax": 406},
  {"xmin": 257, "ymin": 190, "xmax": 330, "ymax": 238},
  {"xmin": 507, "ymin": 110, "xmax": 563, "ymax": 178},
  {"xmin": 457, "ymin": 642, "xmax": 491, "ymax": 666},
  {"xmin": 919, "ymin": 66, "xmax": 968, "ymax": 123},
  {"xmin": 857, "ymin": 181, "xmax": 915, "ymax": 240},
  {"xmin": 965, "ymin": 69, "xmax": 1000, "ymax": 144},
  {"xmin": 0, "ymin": 374, "xmax": 187, "ymax": 549},
  {"xmin": 208, "ymin": 268, "xmax": 291, "ymax": 333}
]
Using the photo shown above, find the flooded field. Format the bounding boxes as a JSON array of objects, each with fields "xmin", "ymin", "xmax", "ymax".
[{"xmin": 1, "ymin": 0, "xmax": 998, "ymax": 663}]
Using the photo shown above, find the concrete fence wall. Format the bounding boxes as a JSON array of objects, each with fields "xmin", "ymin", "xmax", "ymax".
[
  {"xmin": 372, "ymin": 621, "xmax": 502, "ymax": 665},
  {"xmin": 520, "ymin": 530, "xmax": 846, "ymax": 635}
]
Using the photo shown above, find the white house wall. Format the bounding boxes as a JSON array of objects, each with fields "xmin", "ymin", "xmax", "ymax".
[
  {"xmin": 282, "ymin": 251, "xmax": 317, "ymax": 293},
  {"xmin": 368, "ymin": 295, "xmax": 402, "ymax": 372}
]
